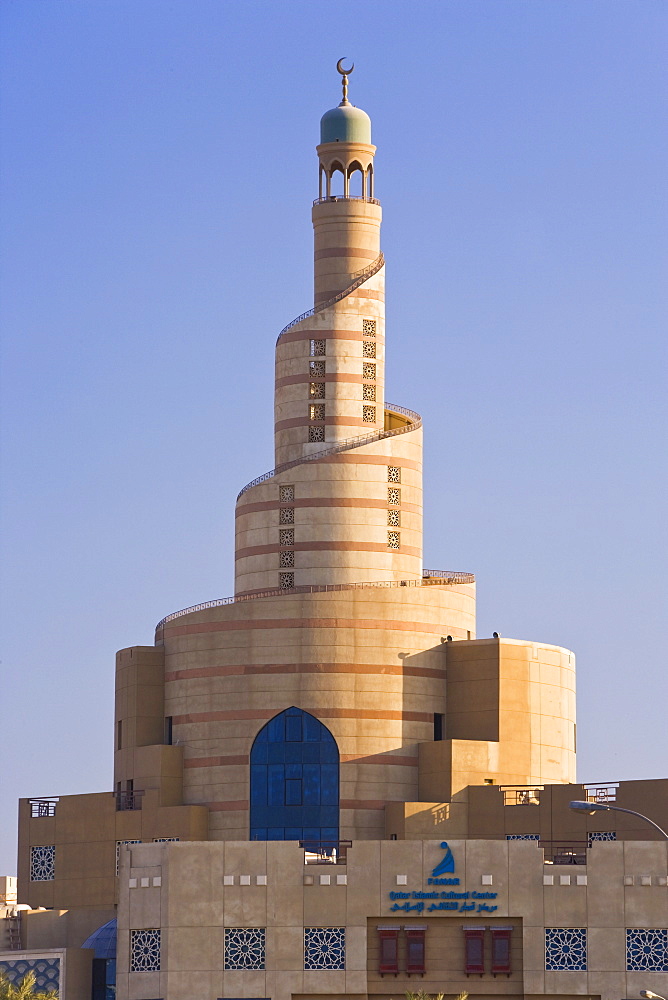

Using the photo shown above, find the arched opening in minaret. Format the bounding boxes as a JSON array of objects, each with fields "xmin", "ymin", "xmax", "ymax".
[
  {"xmin": 367, "ymin": 164, "xmax": 374, "ymax": 199},
  {"xmin": 348, "ymin": 161, "xmax": 364, "ymax": 198},
  {"xmin": 328, "ymin": 163, "xmax": 345, "ymax": 198},
  {"xmin": 249, "ymin": 706, "xmax": 339, "ymax": 846}
]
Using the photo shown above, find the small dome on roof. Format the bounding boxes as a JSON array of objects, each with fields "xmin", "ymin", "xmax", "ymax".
[
  {"xmin": 320, "ymin": 104, "xmax": 371, "ymax": 145},
  {"xmin": 82, "ymin": 918, "xmax": 116, "ymax": 959}
]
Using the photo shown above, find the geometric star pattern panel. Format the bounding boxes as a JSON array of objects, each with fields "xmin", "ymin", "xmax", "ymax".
[
  {"xmin": 545, "ymin": 928, "xmax": 587, "ymax": 971},
  {"xmin": 29, "ymin": 845, "xmax": 55, "ymax": 881},
  {"xmin": 588, "ymin": 831, "xmax": 616, "ymax": 846},
  {"xmin": 506, "ymin": 834, "xmax": 540, "ymax": 840},
  {"xmin": 626, "ymin": 928, "xmax": 668, "ymax": 971},
  {"xmin": 224, "ymin": 928, "xmax": 266, "ymax": 970},
  {"xmin": 0, "ymin": 959, "xmax": 60, "ymax": 993},
  {"xmin": 130, "ymin": 929, "xmax": 161, "ymax": 972},
  {"xmin": 304, "ymin": 927, "xmax": 345, "ymax": 970}
]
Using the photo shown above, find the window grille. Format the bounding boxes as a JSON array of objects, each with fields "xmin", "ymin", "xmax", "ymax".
[
  {"xmin": 363, "ymin": 362, "xmax": 376, "ymax": 380},
  {"xmin": 545, "ymin": 928, "xmax": 587, "ymax": 971},
  {"xmin": 279, "ymin": 572, "xmax": 294, "ymax": 589},
  {"xmin": 310, "ymin": 339, "xmax": 326, "ymax": 356},
  {"xmin": 30, "ymin": 845, "xmax": 55, "ymax": 881},
  {"xmin": 362, "ymin": 319, "xmax": 376, "ymax": 337},
  {"xmin": 387, "ymin": 509, "xmax": 400, "ymax": 527},
  {"xmin": 588, "ymin": 831, "xmax": 616, "ymax": 845},
  {"xmin": 363, "ymin": 384, "xmax": 376, "ymax": 401},
  {"xmin": 626, "ymin": 928, "xmax": 668, "ymax": 971},
  {"xmin": 279, "ymin": 529, "xmax": 294, "ymax": 546},
  {"xmin": 388, "ymin": 466, "xmax": 401, "ymax": 483},
  {"xmin": 224, "ymin": 928, "xmax": 266, "ymax": 970},
  {"xmin": 362, "ymin": 341, "xmax": 376, "ymax": 358},
  {"xmin": 388, "ymin": 488, "xmax": 401, "ymax": 505},
  {"xmin": 280, "ymin": 551, "xmax": 295, "ymax": 568},
  {"xmin": 309, "ymin": 426, "xmax": 325, "ymax": 442},
  {"xmin": 387, "ymin": 531, "xmax": 400, "ymax": 549},
  {"xmin": 304, "ymin": 927, "xmax": 345, "ymax": 970},
  {"xmin": 309, "ymin": 382, "xmax": 325, "ymax": 399},
  {"xmin": 363, "ymin": 405, "xmax": 376, "ymax": 422},
  {"xmin": 279, "ymin": 507, "xmax": 294, "ymax": 524},
  {"xmin": 309, "ymin": 361, "xmax": 326, "ymax": 376},
  {"xmin": 279, "ymin": 486, "xmax": 294, "ymax": 502},
  {"xmin": 130, "ymin": 929, "xmax": 160, "ymax": 972},
  {"xmin": 309, "ymin": 404, "xmax": 325, "ymax": 420}
]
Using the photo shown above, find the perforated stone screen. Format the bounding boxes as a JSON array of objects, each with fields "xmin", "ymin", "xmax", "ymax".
[
  {"xmin": 279, "ymin": 572, "xmax": 294, "ymax": 589},
  {"xmin": 310, "ymin": 339, "xmax": 326, "ymax": 356},
  {"xmin": 388, "ymin": 488, "xmax": 401, "ymax": 505},
  {"xmin": 309, "ymin": 361, "xmax": 326, "ymax": 376},
  {"xmin": 387, "ymin": 510, "xmax": 400, "ymax": 527},
  {"xmin": 362, "ymin": 319, "xmax": 376, "ymax": 337},
  {"xmin": 362, "ymin": 341, "xmax": 376, "ymax": 358},
  {"xmin": 310, "ymin": 404, "xmax": 325, "ymax": 420},
  {"xmin": 279, "ymin": 486, "xmax": 295, "ymax": 502},
  {"xmin": 362, "ymin": 384, "xmax": 376, "ymax": 401},
  {"xmin": 545, "ymin": 928, "xmax": 587, "ymax": 970},
  {"xmin": 304, "ymin": 927, "xmax": 345, "ymax": 970},
  {"xmin": 387, "ymin": 466, "xmax": 401, "ymax": 483},
  {"xmin": 224, "ymin": 928, "xmax": 266, "ymax": 970},
  {"xmin": 130, "ymin": 929, "xmax": 161, "ymax": 972},
  {"xmin": 309, "ymin": 427, "xmax": 325, "ymax": 442},
  {"xmin": 280, "ymin": 551, "xmax": 295, "ymax": 568},
  {"xmin": 30, "ymin": 845, "xmax": 55, "ymax": 881},
  {"xmin": 363, "ymin": 363, "xmax": 376, "ymax": 380},
  {"xmin": 387, "ymin": 531, "xmax": 400, "ymax": 549},
  {"xmin": 309, "ymin": 382, "xmax": 326, "ymax": 399},
  {"xmin": 279, "ymin": 529, "xmax": 294, "ymax": 546},
  {"xmin": 279, "ymin": 508, "xmax": 294, "ymax": 524},
  {"xmin": 362, "ymin": 405, "xmax": 376, "ymax": 422},
  {"xmin": 626, "ymin": 928, "xmax": 668, "ymax": 971}
]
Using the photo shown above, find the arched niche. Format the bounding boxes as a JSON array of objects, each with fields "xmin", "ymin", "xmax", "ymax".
[{"xmin": 249, "ymin": 706, "xmax": 339, "ymax": 845}]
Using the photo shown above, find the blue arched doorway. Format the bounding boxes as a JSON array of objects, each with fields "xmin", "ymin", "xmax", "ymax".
[{"xmin": 250, "ymin": 706, "xmax": 339, "ymax": 845}]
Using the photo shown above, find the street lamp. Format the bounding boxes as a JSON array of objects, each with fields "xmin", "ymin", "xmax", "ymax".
[
  {"xmin": 569, "ymin": 801, "xmax": 668, "ymax": 840},
  {"xmin": 640, "ymin": 991, "xmax": 667, "ymax": 1000}
]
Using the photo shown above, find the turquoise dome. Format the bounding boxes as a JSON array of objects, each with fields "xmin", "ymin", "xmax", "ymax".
[{"xmin": 320, "ymin": 104, "xmax": 371, "ymax": 144}]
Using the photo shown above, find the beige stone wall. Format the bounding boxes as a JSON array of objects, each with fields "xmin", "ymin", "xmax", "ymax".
[
  {"xmin": 157, "ymin": 583, "xmax": 476, "ymax": 841},
  {"xmin": 115, "ymin": 837, "xmax": 668, "ymax": 1000}
]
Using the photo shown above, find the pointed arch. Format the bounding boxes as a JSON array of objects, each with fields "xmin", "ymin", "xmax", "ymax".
[{"xmin": 249, "ymin": 706, "xmax": 339, "ymax": 844}]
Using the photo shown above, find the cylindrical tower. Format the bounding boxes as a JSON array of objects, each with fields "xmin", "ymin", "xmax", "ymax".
[{"xmin": 235, "ymin": 66, "xmax": 424, "ymax": 596}]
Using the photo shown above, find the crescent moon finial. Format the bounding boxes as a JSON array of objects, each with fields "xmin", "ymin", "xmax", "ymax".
[{"xmin": 336, "ymin": 58, "xmax": 354, "ymax": 105}]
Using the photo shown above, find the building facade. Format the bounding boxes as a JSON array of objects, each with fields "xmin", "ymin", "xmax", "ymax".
[{"xmin": 2, "ymin": 63, "xmax": 667, "ymax": 1000}]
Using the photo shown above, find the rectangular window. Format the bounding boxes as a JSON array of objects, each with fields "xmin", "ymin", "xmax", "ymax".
[
  {"xmin": 163, "ymin": 717, "xmax": 172, "ymax": 746},
  {"xmin": 378, "ymin": 928, "xmax": 399, "ymax": 975},
  {"xmin": 433, "ymin": 713, "xmax": 444, "ymax": 741},
  {"xmin": 491, "ymin": 928, "xmax": 512, "ymax": 975},
  {"xmin": 309, "ymin": 382, "xmax": 325, "ymax": 399},
  {"xmin": 405, "ymin": 928, "xmax": 426, "ymax": 974},
  {"xmin": 310, "ymin": 339, "xmax": 326, "ymax": 356},
  {"xmin": 116, "ymin": 720, "xmax": 122, "ymax": 750},
  {"xmin": 464, "ymin": 928, "xmax": 485, "ymax": 975}
]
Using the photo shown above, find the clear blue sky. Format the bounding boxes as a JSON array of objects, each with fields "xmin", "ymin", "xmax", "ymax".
[{"xmin": 1, "ymin": 1, "xmax": 666, "ymax": 873}]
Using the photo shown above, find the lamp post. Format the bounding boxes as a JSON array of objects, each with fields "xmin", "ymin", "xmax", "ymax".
[
  {"xmin": 640, "ymin": 991, "xmax": 667, "ymax": 1000},
  {"xmin": 569, "ymin": 801, "xmax": 668, "ymax": 840}
]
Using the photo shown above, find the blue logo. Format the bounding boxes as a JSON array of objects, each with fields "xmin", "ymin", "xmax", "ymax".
[{"xmin": 431, "ymin": 841, "xmax": 455, "ymax": 876}]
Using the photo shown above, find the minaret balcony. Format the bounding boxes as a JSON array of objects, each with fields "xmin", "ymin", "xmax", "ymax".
[{"xmin": 313, "ymin": 194, "xmax": 380, "ymax": 206}]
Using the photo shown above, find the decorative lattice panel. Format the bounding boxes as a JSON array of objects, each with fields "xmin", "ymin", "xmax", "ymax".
[
  {"xmin": 279, "ymin": 572, "xmax": 294, "ymax": 589},
  {"xmin": 387, "ymin": 488, "xmax": 401, "ymax": 505},
  {"xmin": 363, "ymin": 362, "xmax": 376, "ymax": 380},
  {"xmin": 626, "ymin": 928, "xmax": 668, "ymax": 971},
  {"xmin": 0, "ymin": 959, "xmax": 60, "ymax": 994},
  {"xmin": 304, "ymin": 927, "xmax": 345, "ymax": 970},
  {"xmin": 224, "ymin": 927, "xmax": 266, "ymax": 970},
  {"xmin": 116, "ymin": 839, "xmax": 142, "ymax": 875},
  {"xmin": 506, "ymin": 834, "xmax": 539, "ymax": 840},
  {"xmin": 387, "ymin": 531, "xmax": 400, "ymax": 549},
  {"xmin": 362, "ymin": 341, "xmax": 376, "ymax": 358},
  {"xmin": 30, "ymin": 845, "xmax": 55, "ymax": 881},
  {"xmin": 309, "ymin": 426, "xmax": 325, "ymax": 442},
  {"xmin": 153, "ymin": 837, "xmax": 180, "ymax": 843},
  {"xmin": 362, "ymin": 384, "xmax": 376, "ymax": 401},
  {"xmin": 310, "ymin": 339, "xmax": 326, "ymax": 356},
  {"xmin": 387, "ymin": 466, "xmax": 401, "ymax": 483},
  {"xmin": 279, "ymin": 507, "xmax": 294, "ymax": 524},
  {"xmin": 280, "ymin": 551, "xmax": 295, "ymax": 568},
  {"xmin": 279, "ymin": 486, "xmax": 295, "ymax": 502},
  {"xmin": 362, "ymin": 319, "xmax": 376, "ymax": 337},
  {"xmin": 387, "ymin": 509, "xmax": 401, "ymax": 527},
  {"xmin": 279, "ymin": 529, "xmax": 294, "ymax": 546},
  {"xmin": 309, "ymin": 382, "xmax": 326, "ymax": 399},
  {"xmin": 130, "ymin": 929, "xmax": 161, "ymax": 972},
  {"xmin": 309, "ymin": 361, "xmax": 326, "ymax": 377},
  {"xmin": 310, "ymin": 404, "xmax": 325, "ymax": 420},
  {"xmin": 588, "ymin": 831, "xmax": 616, "ymax": 845},
  {"xmin": 545, "ymin": 928, "xmax": 587, "ymax": 971},
  {"xmin": 362, "ymin": 405, "xmax": 376, "ymax": 422}
]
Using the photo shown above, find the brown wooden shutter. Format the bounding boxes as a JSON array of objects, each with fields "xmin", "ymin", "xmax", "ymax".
[
  {"xmin": 378, "ymin": 929, "xmax": 399, "ymax": 975},
  {"xmin": 405, "ymin": 928, "xmax": 426, "ymax": 975},
  {"xmin": 463, "ymin": 928, "xmax": 485, "ymax": 975},
  {"xmin": 491, "ymin": 928, "xmax": 512, "ymax": 975}
]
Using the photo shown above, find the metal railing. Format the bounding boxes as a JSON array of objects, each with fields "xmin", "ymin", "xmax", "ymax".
[
  {"xmin": 583, "ymin": 783, "xmax": 618, "ymax": 803},
  {"xmin": 313, "ymin": 195, "xmax": 381, "ymax": 207},
  {"xmin": 155, "ymin": 568, "xmax": 475, "ymax": 630},
  {"xmin": 301, "ymin": 840, "xmax": 351, "ymax": 865},
  {"xmin": 114, "ymin": 790, "xmax": 144, "ymax": 812},
  {"xmin": 502, "ymin": 786, "xmax": 543, "ymax": 806},
  {"xmin": 277, "ymin": 251, "xmax": 385, "ymax": 342},
  {"xmin": 29, "ymin": 798, "xmax": 58, "ymax": 818},
  {"xmin": 541, "ymin": 841, "xmax": 588, "ymax": 866},
  {"xmin": 237, "ymin": 401, "xmax": 420, "ymax": 499}
]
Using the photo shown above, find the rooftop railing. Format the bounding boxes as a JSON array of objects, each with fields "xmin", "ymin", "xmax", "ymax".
[
  {"xmin": 501, "ymin": 786, "xmax": 543, "ymax": 806},
  {"xmin": 583, "ymin": 782, "xmax": 618, "ymax": 803},
  {"xmin": 541, "ymin": 841, "xmax": 588, "ymax": 865},
  {"xmin": 155, "ymin": 568, "xmax": 475, "ymax": 630}
]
